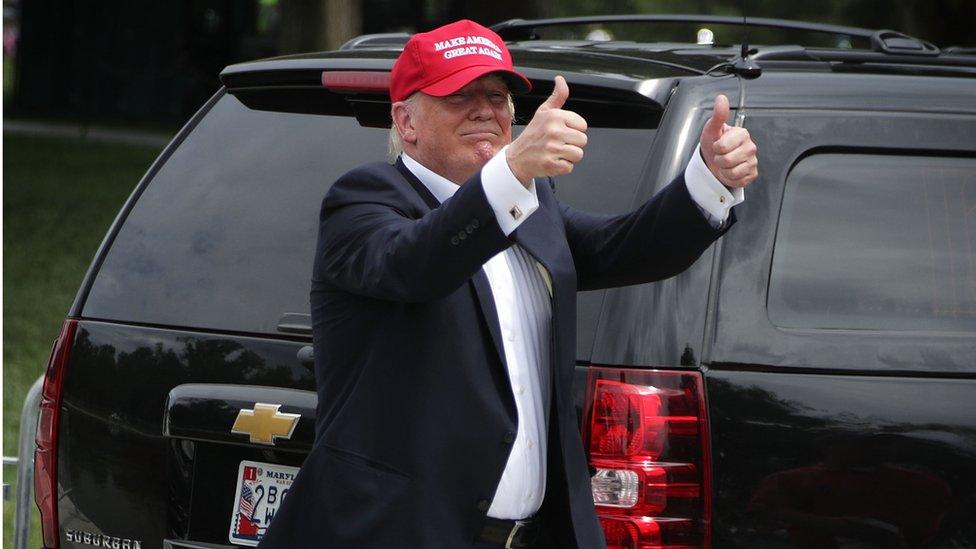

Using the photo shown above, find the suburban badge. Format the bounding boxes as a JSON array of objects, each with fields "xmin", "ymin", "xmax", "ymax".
[
  {"xmin": 231, "ymin": 403, "xmax": 300, "ymax": 445},
  {"xmin": 65, "ymin": 529, "xmax": 142, "ymax": 548}
]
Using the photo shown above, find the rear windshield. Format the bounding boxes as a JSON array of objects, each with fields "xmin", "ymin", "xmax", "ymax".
[{"xmin": 83, "ymin": 89, "xmax": 657, "ymax": 337}]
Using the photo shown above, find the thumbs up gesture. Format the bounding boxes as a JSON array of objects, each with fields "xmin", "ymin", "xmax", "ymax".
[
  {"xmin": 506, "ymin": 75, "xmax": 589, "ymax": 185},
  {"xmin": 700, "ymin": 94, "xmax": 759, "ymax": 188}
]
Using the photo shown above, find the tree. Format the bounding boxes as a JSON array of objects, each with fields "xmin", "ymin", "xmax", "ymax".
[{"xmin": 277, "ymin": 0, "xmax": 364, "ymax": 54}]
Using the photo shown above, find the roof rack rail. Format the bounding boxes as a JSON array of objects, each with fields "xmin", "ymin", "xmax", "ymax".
[
  {"xmin": 492, "ymin": 15, "xmax": 877, "ymax": 42},
  {"xmin": 340, "ymin": 33, "xmax": 411, "ymax": 51},
  {"xmin": 945, "ymin": 46, "xmax": 976, "ymax": 55},
  {"xmin": 756, "ymin": 48, "xmax": 976, "ymax": 68}
]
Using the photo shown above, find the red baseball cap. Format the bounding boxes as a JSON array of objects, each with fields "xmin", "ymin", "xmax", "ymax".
[{"xmin": 390, "ymin": 19, "xmax": 532, "ymax": 102}]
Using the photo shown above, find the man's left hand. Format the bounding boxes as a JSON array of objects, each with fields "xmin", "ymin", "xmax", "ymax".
[{"xmin": 699, "ymin": 94, "xmax": 758, "ymax": 188}]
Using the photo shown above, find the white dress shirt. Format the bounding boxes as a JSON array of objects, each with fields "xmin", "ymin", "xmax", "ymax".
[{"xmin": 401, "ymin": 145, "xmax": 736, "ymax": 520}]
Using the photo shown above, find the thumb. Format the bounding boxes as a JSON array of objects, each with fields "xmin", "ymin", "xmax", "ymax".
[
  {"xmin": 702, "ymin": 94, "xmax": 730, "ymax": 142},
  {"xmin": 538, "ymin": 75, "xmax": 569, "ymax": 111}
]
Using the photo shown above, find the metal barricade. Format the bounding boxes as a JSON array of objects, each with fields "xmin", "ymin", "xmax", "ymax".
[
  {"xmin": 2, "ymin": 456, "xmax": 18, "ymax": 500},
  {"xmin": 5, "ymin": 375, "xmax": 44, "ymax": 549}
]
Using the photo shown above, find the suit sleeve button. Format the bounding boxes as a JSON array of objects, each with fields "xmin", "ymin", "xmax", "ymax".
[
  {"xmin": 477, "ymin": 499, "xmax": 490, "ymax": 511},
  {"xmin": 465, "ymin": 224, "xmax": 475, "ymax": 234},
  {"xmin": 450, "ymin": 236, "xmax": 459, "ymax": 245},
  {"xmin": 458, "ymin": 230, "xmax": 467, "ymax": 240},
  {"xmin": 472, "ymin": 219, "xmax": 480, "ymax": 228},
  {"xmin": 503, "ymin": 431, "xmax": 516, "ymax": 444}
]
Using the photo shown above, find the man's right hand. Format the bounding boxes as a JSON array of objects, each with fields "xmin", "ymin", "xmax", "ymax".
[{"xmin": 506, "ymin": 75, "xmax": 588, "ymax": 186}]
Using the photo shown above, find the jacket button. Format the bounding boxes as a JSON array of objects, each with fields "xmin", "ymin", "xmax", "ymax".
[
  {"xmin": 477, "ymin": 499, "xmax": 490, "ymax": 511},
  {"xmin": 503, "ymin": 431, "xmax": 516, "ymax": 444},
  {"xmin": 450, "ymin": 236, "xmax": 459, "ymax": 245}
]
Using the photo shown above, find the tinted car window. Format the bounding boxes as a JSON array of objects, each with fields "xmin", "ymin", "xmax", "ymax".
[
  {"xmin": 543, "ymin": 126, "xmax": 655, "ymax": 214},
  {"xmin": 768, "ymin": 153, "xmax": 976, "ymax": 332},
  {"xmin": 84, "ymin": 91, "xmax": 656, "ymax": 337},
  {"xmin": 84, "ymin": 93, "xmax": 390, "ymax": 335}
]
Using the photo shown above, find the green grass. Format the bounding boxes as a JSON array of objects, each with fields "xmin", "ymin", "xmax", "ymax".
[
  {"xmin": 3, "ymin": 133, "xmax": 162, "ymax": 548},
  {"xmin": 3, "ymin": 55, "xmax": 13, "ymax": 102}
]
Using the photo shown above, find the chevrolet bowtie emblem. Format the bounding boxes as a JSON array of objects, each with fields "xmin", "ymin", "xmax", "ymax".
[{"xmin": 231, "ymin": 403, "xmax": 300, "ymax": 445}]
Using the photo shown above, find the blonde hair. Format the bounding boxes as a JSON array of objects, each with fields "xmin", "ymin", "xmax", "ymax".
[{"xmin": 388, "ymin": 92, "xmax": 516, "ymax": 163}]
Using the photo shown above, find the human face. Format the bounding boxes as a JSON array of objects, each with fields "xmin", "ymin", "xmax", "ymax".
[{"xmin": 394, "ymin": 75, "xmax": 514, "ymax": 185}]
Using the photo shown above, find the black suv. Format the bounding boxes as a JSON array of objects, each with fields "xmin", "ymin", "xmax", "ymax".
[{"xmin": 35, "ymin": 15, "xmax": 975, "ymax": 549}]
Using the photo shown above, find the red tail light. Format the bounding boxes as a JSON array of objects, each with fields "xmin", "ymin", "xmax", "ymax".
[
  {"xmin": 35, "ymin": 319, "xmax": 78, "ymax": 549},
  {"xmin": 321, "ymin": 70, "xmax": 391, "ymax": 93},
  {"xmin": 583, "ymin": 367, "xmax": 712, "ymax": 549}
]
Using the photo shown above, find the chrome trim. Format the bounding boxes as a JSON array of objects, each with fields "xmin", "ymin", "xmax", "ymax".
[
  {"xmin": 13, "ymin": 376, "xmax": 44, "ymax": 549},
  {"xmin": 163, "ymin": 540, "xmax": 236, "ymax": 549}
]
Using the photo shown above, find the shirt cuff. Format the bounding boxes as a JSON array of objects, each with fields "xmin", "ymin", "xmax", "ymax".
[
  {"xmin": 684, "ymin": 144, "xmax": 744, "ymax": 228},
  {"xmin": 481, "ymin": 145, "xmax": 539, "ymax": 236}
]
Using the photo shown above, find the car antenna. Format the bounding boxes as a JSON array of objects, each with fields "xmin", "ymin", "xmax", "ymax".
[{"xmin": 728, "ymin": 2, "xmax": 762, "ymax": 127}]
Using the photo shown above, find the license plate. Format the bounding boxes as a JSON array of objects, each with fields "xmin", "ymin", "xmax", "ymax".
[{"xmin": 228, "ymin": 460, "xmax": 299, "ymax": 546}]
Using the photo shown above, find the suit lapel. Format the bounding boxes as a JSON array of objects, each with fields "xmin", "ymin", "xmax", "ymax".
[
  {"xmin": 395, "ymin": 158, "xmax": 440, "ymax": 210},
  {"xmin": 510, "ymin": 185, "xmax": 562, "ymax": 293},
  {"xmin": 394, "ymin": 159, "xmax": 510, "ymax": 373},
  {"xmin": 469, "ymin": 270, "xmax": 508, "ymax": 371}
]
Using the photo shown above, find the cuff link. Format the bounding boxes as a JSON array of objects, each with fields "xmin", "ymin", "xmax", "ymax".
[{"xmin": 509, "ymin": 205, "xmax": 523, "ymax": 220}]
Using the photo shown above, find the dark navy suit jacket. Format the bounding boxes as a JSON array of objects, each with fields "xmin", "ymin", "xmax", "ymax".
[{"xmin": 259, "ymin": 158, "xmax": 731, "ymax": 548}]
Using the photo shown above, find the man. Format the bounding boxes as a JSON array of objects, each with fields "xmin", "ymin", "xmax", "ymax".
[{"xmin": 261, "ymin": 19, "xmax": 757, "ymax": 549}]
